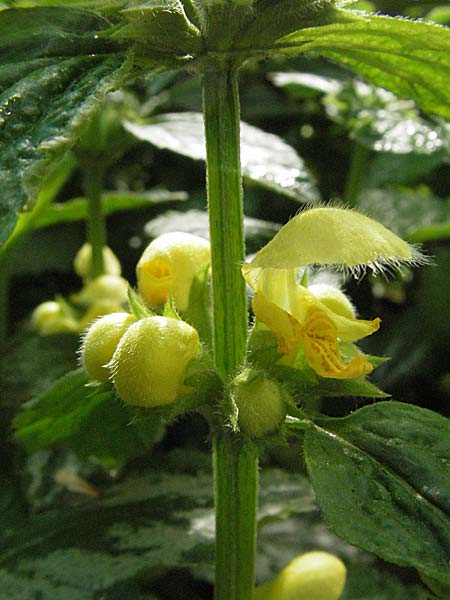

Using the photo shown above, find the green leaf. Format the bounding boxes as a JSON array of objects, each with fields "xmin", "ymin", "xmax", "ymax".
[
  {"xmin": 0, "ymin": 153, "xmax": 76, "ymax": 263},
  {"xmin": 277, "ymin": 11, "xmax": 450, "ymax": 120},
  {"xmin": 236, "ymin": 0, "xmax": 349, "ymax": 51},
  {"xmin": 0, "ymin": 332, "xmax": 79, "ymax": 442},
  {"xmin": 315, "ymin": 376, "xmax": 389, "ymax": 399},
  {"xmin": 14, "ymin": 369, "xmax": 164, "ymax": 468},
  {"xmin": 299, "ymin": 401, "xmax": 450, "ymax": 584},
  {"xmin": 0, "ymin": 7, "xmax": 126, "ymax": 246},
  {"xmin": 322, "ymin": 79, "xmax": 450, "ymax": 156},
  {"xmin": 367, "ymin": 152, "xmax": 445, "ymax": 187},
  {"xmin": 124, "ymin": 113, "xmax": 319, "ymax": 203},
  {"xmin": 358, "ymin": 187, "xmax": 450, "ymax": 243},
  {"xmin": 269, "ymin": 70, "xmax": 344, "ymax": 97},
  {"xmin": 34, "ymin": 189, "xmax": 188, "ymax": 229}
]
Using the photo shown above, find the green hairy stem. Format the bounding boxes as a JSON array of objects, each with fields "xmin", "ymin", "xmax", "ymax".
[{"xmin": 203, "ymin": 64, "xmax": 258, "ymax": 600}]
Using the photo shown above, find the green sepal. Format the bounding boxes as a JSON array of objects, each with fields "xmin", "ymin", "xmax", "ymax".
[
  {"xmin": 163, "ymin": 296, "xmax": 182, "ymax": 320},
  {"xmin": 184, "ymin": 262, "xmax": 213, "ymax": 348},
  {"xmin": 127, "ymin": 286, "xmax": 153, "ymax": 320},
  {"xmin": 112, "ymin": 1, "xmax": 202, "ymax": 64},
  {"xmin": 201, "ymin": 2, "xmax": 254, "ymax": 53}
]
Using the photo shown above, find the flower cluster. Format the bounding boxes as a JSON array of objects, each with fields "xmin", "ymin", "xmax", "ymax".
[
  {"xmin": 81, "ymin": 232, "xmax": 209, "ymax": 408},
  {"xmin": 78, "ymin": 206, "xmax": 422, "ymax": 426}
]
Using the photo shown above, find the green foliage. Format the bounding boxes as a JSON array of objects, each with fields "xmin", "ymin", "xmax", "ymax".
[
  {"xmin": 123, "ymin": 112, "xmax": 319, "ymax": 203},
  {"xmin": 322, "ymin": 80, "xmax": 450, "ymax": 156},
  {"xmin": 0, "ymin": 456, "xmax": 312, "ymax": 600},
  {"xmin": 278, "ymin": 12, "xmax": 450, "ymax": 120},
  {"xmin": 0, "ymin": 332, "xmax": 79, "ymax": 442},
  {"xmin": 296, "ymin": 401, "xmax": 450, "ymax": 585},
  {"xmin": 34, "ymin": 189, "xmax": 188, "ymax": 229},
  {"xmin": 359, "ymin": 187, "xmax": 450, "ymax": 243},
  {"xmin": 0, "ymin": 7, "xmax": 126, "ymax": 245},
  {"xmin": 1, "ymin": 2, "xmax": 450, "ymax": 598},
  {"xmin": 14, "ymin": 369, "xmax": 164, "ymax": 468}
]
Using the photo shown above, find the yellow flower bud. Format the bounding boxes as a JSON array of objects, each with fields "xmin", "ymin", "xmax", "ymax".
[
  {"xmin": 71, "ymin": 274, "xmax": 129, "ymax": 307},
  {"xmin": 136, "ymin": 232, "xmax": 210, "ymax": 311},
  {"xmin": 255, "ymin": 551, "xmax": 346, "ymax": 600},
  {"xmin": 233, "ymin": 370, "xmax": 286, "ymax": 437},
  {"xmin": 110, "ymin": 316, "xmax": 199, "ymax": 407},
  {"xmin": 74, "ymin": 243, "xmax": 122, "ymax": 280},
  {"xmin": 31, "ymin": 301, "xmax": 78, "ymax": 336},
  {"xmin": 81, "ymin": 312, "xmax": 136, "ymax": 383},
  {"xmin": 77, "ymin": 301, "xmax": 127, "ymax": 331}
]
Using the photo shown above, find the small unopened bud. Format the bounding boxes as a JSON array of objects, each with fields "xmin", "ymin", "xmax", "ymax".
[
  {"xmin": 136, "ymin": 232, "xmax": 210, "ymax": 311},
  {"xmin": 81, "ymin": 312, "xmax": 136, "ymax": 383},
  {"xmin": 233, "ymin": 369, "xmax": 286, "ymax": 437},
  {"xmin": 31, "ymin": 301, "xmax": 78, "ymax": 336},
  {"xmin": 77, "ymin": 301, "xmax": 127, "ymax": 331},
  {"xmin": 74, "ymin": 243, "xmax": 122, "ymax": 280},
  {"xmin": 71, "ymin": 275, "xmax": 129, "ymax": 307},
  {"xmin": 255, "ymin": 551, "xmax": 346, "ymax": 600},
  {"xmin": 110, "ymin": 316, "xmax": 199, "ymax": 407}
]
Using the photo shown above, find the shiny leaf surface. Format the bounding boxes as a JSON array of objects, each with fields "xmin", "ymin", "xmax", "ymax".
[
  {"xmin": 0, "ymin": 7, "xmax": 125, "ymax": 246},
  {"xmin": 278, "ymin": 12, "xmax": 450, "ymax": 120},
  {"xmin": 299, "ymin": 402, "xmax": 450, "ymax": 583},
  {"xmin": 124, "ymin": 112, "xmax": 319, "ymax": 203}
]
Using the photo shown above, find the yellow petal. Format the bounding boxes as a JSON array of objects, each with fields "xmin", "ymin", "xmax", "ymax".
[
  {"xmin": 302, "ymin": 306, "xmax": 373, "ymax": 379},
  {"xmin": 246, "ymin": 207, "xmax": 421, "ymax": 274},
  {"xmin": 246, "ymin": 268, "xmax": 380, "ymax": 344},
  {"xmin": 252, "ymin": 292, "xmax": 301, "ymax": 354}
]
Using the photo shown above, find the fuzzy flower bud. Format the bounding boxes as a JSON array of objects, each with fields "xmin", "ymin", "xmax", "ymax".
[
  {"xmin": 74, "ymin": 243, "xmax": 122, "ymax": 281},
  {"xmin": 110, "ymin": 316, "xmax": 199, "ymax": 407},
  {"xmin": 31, "ymin": 301, "xmax": 78, "ymax": 336},
  {"xmin": 77, "ymin": 301, "xmax": 127, "ymax": 331},
  {"xmin": 136, "ymin": 232, "xmax": 210, "ymax": 311},
  {"xmin": 71, "ymin": 274, "xmax": 129, "ymax": 307},
  {"xmin": 81, "ymin": 312, "xmax": 136, "ymax": 383},
  {"xmin": 233, "ymin": 369, "xmax": 286, "ymax": 437},
  {"xmin": 255, "ymin": 551, "xmax": 346, "ymax": 600}
]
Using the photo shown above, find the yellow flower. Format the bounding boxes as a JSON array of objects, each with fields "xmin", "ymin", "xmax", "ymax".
[
  {"xmin": 247, "ymin": 270, "xmax": 378, "ymax": 379},
  {"xmin": 136, "ymin": 232, "xmax": 210, "ymax": 311},
  {"xmin": 242, "ymin": 207, "xmax": 421, "ymax": 379}
]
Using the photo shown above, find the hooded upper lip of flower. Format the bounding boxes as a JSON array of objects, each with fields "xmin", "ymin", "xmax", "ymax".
[{"xmin": 244, "ymin": 267, "xmax": 380, "ymax": 380}]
